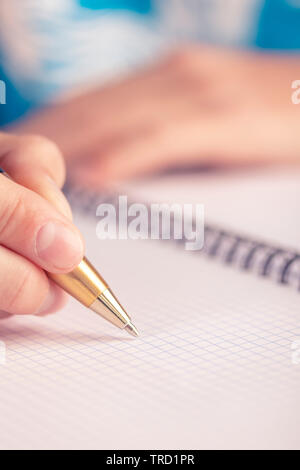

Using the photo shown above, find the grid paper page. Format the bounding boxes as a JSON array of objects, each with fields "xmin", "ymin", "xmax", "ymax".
[{"xmin": 0, "ymin": 210, "xmax": 299, "ymax": 450}]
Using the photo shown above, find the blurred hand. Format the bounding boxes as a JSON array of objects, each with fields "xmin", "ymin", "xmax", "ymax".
[
  {"xmin": 12, "ymin": 46, "xmax": 300, "ymax": 186},
  {"xmin": 0, "ymin": 133, "xmax": 84, "ymax": 318}
]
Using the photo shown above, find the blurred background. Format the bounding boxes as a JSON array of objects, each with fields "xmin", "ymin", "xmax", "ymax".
[
  {"xmin": 0, "ymin": 0, "xmax": 299, "ymax": 125},
  {"xmin": 0, "ymin": 0, "xmax": 300, "ymax": 185}
]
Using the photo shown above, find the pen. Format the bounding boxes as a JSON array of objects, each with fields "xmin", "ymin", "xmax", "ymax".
[
  {"xmin": 49, "ymin": 257, "xmax": 139, "ymax": 337},
  {"xmin": 0, "ymin": 167, "xmax": 139, "ymax": 337}
]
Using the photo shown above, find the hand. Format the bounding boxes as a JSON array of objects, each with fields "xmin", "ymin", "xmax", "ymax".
[
  {"xmin": 13, "ymin": 46, "xmax": 300, "ymax": 186},
  {"xmin": 0, "ymin": 133, "xmax": 84, "ymax": 318}
]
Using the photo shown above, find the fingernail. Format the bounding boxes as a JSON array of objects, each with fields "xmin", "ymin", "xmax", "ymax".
[
  {"xmin": 35, "ymin": 284, "xmax": 58, "ymax": 315},
  {"xmin": 0, "ymin": 311, "xmax": 12, "ymax": 320},
  {"xmin": 46, "ymin": 176, "xmax": 73, "ymax": 220},
  {"xmin": 36, "ymin": 221, "xmax": 84, "ymax": 271},
  {"xmin": 35, "ymin": 284, "xmax": 68, "ymax": 316}
]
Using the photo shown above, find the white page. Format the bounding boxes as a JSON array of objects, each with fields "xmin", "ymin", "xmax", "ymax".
[{"xmin": 0, "ymin": 204, "xmax": 299, "ymax": 450}]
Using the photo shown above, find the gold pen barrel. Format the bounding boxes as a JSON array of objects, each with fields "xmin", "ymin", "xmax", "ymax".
[
  {"xmin": 49, "ymin": 257, "xmax": 133, "ymax": 330},
  {"xmin": 49, "ymin": 257, "xmax": 108, "ymax": 307}
]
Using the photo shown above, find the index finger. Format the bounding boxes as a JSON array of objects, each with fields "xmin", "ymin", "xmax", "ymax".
[{"xmin": 0, "ymin": 134, "xmax": 73, "ymax": 219}]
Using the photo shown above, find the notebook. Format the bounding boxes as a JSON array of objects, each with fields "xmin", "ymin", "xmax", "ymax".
[{"xmin": 0, "ymin": 166, "xmax": 299, "ymax": 450}]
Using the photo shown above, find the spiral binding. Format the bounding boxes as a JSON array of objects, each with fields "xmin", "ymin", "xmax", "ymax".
[{"xmin": 65, "ymin": 184, "xmax": 300, "ymax": 292}]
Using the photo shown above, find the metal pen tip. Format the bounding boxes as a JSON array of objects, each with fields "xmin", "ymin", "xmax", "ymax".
[{"xmin": 124, "ymin": 322, "xmax": 139, "ymax": 337}]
